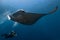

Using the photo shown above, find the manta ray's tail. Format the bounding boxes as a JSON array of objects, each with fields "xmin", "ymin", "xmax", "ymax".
[{"xmin": 48, "ymin": 6, "xmax": 58, "ymax": 14}]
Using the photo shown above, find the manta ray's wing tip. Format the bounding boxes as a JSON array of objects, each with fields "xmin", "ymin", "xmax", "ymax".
[
  {"xmin": 48, "ymin": 6, "xmax": 58, "ymax": 14},
  {"xmin": 56, "ymin": 6, "xmax": 58, "ymax": 9}
]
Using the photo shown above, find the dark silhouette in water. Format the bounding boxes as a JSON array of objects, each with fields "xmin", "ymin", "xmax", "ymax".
[
  {"xmin": 1, "ymin": 31, "xmax": 17, "ymax": 39},
  {"xmin": 8, "ymin": 6, "xmax": 58, "ymax": 25}
]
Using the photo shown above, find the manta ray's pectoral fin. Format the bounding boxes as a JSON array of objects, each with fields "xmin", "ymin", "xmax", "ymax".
[{"xmin": 48, "ymin": 6, "xmax": 58, "ymax": 14}]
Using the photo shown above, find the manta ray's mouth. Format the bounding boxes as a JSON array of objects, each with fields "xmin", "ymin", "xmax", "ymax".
[{"xmin": 7, "ymin": 15, "xmax": 11, "ymax": 20}]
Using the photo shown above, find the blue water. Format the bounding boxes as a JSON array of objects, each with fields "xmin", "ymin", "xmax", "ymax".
[{"xmin": 0, "ymin": 0, "xmax": 60, "ymax": 40}]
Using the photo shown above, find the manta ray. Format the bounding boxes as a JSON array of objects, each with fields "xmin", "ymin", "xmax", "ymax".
[{"xmin": 8, "ymin": 6, "xmax": 58, "ymax": 25}]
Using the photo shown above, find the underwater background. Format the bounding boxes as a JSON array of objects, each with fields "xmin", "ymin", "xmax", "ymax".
[{"xmin": 0, "ymin": 0, "xmax": 60, "ymax": 40}]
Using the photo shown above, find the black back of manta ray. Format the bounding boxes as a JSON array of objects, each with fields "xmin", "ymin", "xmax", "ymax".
[
  {"xmin": 10, "ymin": 6, "xmax": 58, "ymax": 25},
  {"xmin": 11, "ymin": 12, "xmax": 46, "ymax": 25}
]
